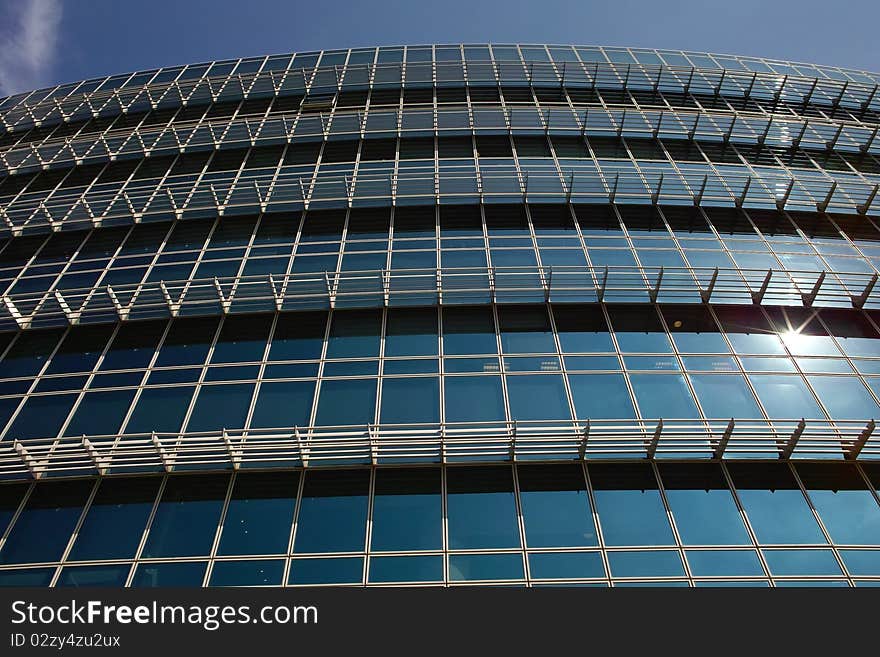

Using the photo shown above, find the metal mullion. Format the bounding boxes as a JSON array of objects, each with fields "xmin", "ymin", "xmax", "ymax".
[
  {"xmin": 581, "ymin": 463, "xmax": 612, "ymax": 585},
  {"xmin": 125, "ymin": 472, "xmax": 169, "ymax": 587},
  {"xmin": 510, "ymin": 462, "xmax": 530, "ymax": 586},
  {"xmin": 362, "ymin": 466, "xmax": 375, "ymax": 586},
  {"xmin": 305, "ymin": 306, "xmax": 335, "ymax": 430},
  {"xmin": 241, "ymin": 309, "xmax": 280, "ymax": 432},
  {"xmin": 49, "ymin": 476, "xmax": 102, "ymax": 586},
  {"xmin": 281, "ymin": 467, "xmax": 308, "ymax": 587},
  {"xmin": 787, "ymin": 461, "xmax": 853, "ymax": 586},
  {"xmin": 0, "ymin": 480, "xmax": 35, "ymax": 560},
  {"xmin": 600, "ymin": 301, "xmax": 640, "ymax": 430},
  {"xmin": 203, "ymin": 470, "xmax": 238, "ymax": 587},
  {"xmin": 718, "ymin": 461, "xmax": 775, "ymax": 585},
  {"xmin": 650, "ymin": 460, "xmax": 693, "ymax": 586}
]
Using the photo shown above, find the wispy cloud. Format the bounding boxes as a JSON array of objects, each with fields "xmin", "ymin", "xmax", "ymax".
[{"xmin": 0, "ymin": 0, "xmax": 63, "ymax": 96}]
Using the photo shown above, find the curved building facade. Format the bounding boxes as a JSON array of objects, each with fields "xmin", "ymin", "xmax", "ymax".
[{"xmin": 1, "ymin": 45, "xmax": 880, "ymax": 587}]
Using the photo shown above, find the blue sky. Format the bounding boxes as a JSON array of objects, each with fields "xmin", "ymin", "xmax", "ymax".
[{"xmin": 0, "ymin": 0, "xmax": 878, "ymax": 95}]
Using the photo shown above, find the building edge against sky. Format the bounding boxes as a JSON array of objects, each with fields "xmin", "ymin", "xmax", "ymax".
[{"xmin": 1, "ymin": 44, "xmax": 880, "ymax": 587}]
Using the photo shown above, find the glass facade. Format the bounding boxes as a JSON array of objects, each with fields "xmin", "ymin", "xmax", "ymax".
[{"xmin": 1, "ymin": 44, "xmax": 880, "ymax": 586}]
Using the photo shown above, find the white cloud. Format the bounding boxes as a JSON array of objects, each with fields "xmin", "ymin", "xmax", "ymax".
[{"xmin": 0, "ymin": 0, "xmax": 63, "ymax": 96}]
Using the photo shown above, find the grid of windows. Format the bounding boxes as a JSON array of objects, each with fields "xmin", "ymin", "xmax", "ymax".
[
  {"xmin": 1, "ymin": 462, "xmax": 880, "ymax": 587},
  {"xmin": 0, "ymin": 304, "xmax": 879, "ymax": 448},
  {"xmin": 2, "ymin": 44, "xmax": 880, "ymax": 587}
]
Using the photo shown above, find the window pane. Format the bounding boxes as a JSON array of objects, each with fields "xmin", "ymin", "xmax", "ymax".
[
  {"xmin": 796, "ymin": 464, "xmax": 880, "ymax": 545},
  {"xmin": 56, "ymin": 564, "xmax": 130, "ymax": 587},
  {"xmin": 288, "ymin": 557, "xmax": 363, "ymax": 584},
  {"xmin": 528, "ymin": 552, "xmax": 605, "ymax": 579},
  {"xmin": 384, "ymin": 308, "xmax": 438, "ymax": 356},
  {"xmin": 154, "ymin": 317, "xmax": 219, "ymax": 367},
  {"xmin": 141, "ymin": 475, "xmax": 228, "ymax": 558},
  {"xmin": 186, "ymin": 383, "xmax": 255, "ymax": 432},
  {"xmin": 659, "ymin": 464, "xmax": 751, "ymax": 545},
  {"xmin": 808, "ymin": 376, "xmax": 879, "ymax": 419},
  {"xmin": 69, "ymin": 477, "xmax": 160, "ymax": 560},
  {"xmin": 0, "ymin": 480, "xmax": 93, "ymax": 564},
  {"xmin": 380, "ymin": 377, "xmax": 439, "ymax": 423},
  {"xmin": 589, "ymin": 463, "xmax": 674, "ymax": 546},
  {"xmin": 368, "ymin": 555, "xmax": 444, "ymax": 583},
  {"xmin": 99, "ymin": 320, "xmax": 165, "ymax": 371},
  {"xmin": 447, "ymin": 466, "xmax": 520, "ymax": 549},
  {"xmin": 63, "ymin": 389, "xmax": 136, "ymax": 436},
  {"xmin": 294, "ymin": 470, "xmax": 369, "ymax": 553},
  {"xmin": 210, "ymin": 315, "xmax": 272, "ymax": 363},
  {"xmin": 518, "ymin": 464, "xmax": 597, "ymax": 547},
  {"xmin": 124, "ymin": 386, "xmax": 194, "ymax": 433},
  {"xmin": 608, "ymin": 551, "xmax": 685, "ymax": 578},
  {"xmin": 608, "ymin": 306, "xmax": 672, "ymax": 353},
  {"xmin": 839, "ymin": 549, "xmax": 880, "ymax": 576},
  {"xmin": 629, "ymin": 374, "xmax": 698, "ymax": 418},
  {"xmin": 748, "ymin": 375, "xmax": 825, "ymax": 419},
  {"xmin": 0, "ymin": 568, "xmax": 55, "ymax": 587},
  {"xmin": 209, "ymin": 559, "xmax": 285, "ymax": 586},
  {"xmin": 249, "ymin": 381, "xmax": 315, "ymax": 428},
  {"xmin": 326, "ymin": 310, "xmax": 381, "ymax": 358},
  {"xmin": 0, "ymin": 484, "xmax": 28, "ymax": 538},
  {"xmin": 371, "ymin": 468, "xmax": 442, "ymax": 551},
  {"xmin": 442, "ymin": 306, "xmax": 497, "ymax": 355},
  {"xmin": 568, "ymin": 374, "xmax": 635, "ymax": 419},
  {"xmin": 506, "ymin": 375, "xmax": 570, "ymax": 421},
  {"xmin": 444, "ymin": 376, "xmax": 505, "ymax": 422},
  {"xmin": 218, "ymin": 472, "xmax": 299, "ymax": 556},
  {"xmin": 449, "ymin": 553, "xmax": 524, "ymax": 581},
  {"xmin": 685, "ymin": 550, "xmax": 764, "ymax": 577},
  {"xmin": 763, "ymin": 549, "xmax": 842, "ymax": 576},
  {"xmin": 315, "ymin": 378, "xmax": 376, "ymax": 425},
  {"xmin": 131, "ymin": 561, "xmax": 207, "ymax": 587},
  {"xmin": 498, "ymin": 305, "xmax": 556, "ymax": 353},
  {"xmin": 5, "ymin": 393, "xmax": 77, "ymax": 440},
  {"xmin": 552, "ymin": 305, "xmax": 615, "ymax": 353},
  {"xmin": 268, "ymin": 312, "xmax": 326, "ymax": 361},
  {"xmin": 727, "ymin": 464, "xmax": 826, "ymax": 544},
  {"xmin": 689, "ymin": 375, "xmax": 762, "ymax": 418}
]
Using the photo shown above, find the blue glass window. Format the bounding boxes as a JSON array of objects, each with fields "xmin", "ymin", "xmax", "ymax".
[
  {"xmin": 56, "ymin": 565, "xmax": 130, "ymax": 587},
  {"xmin": 371, "ymin": 468, "xmax": 442, "ymax": 551},
  {"xmin": 315, "ymin": 378, "xmax": 376, "ymax": 425},
  {"xmin": 528, "ymin": 552, "xmax": 605, "ymax": 579},
  {"xmin": 839, "ymin": 550, "xmax": 880, "ymax": 576},
  {"xmin": 444, "ymin": 376, "xmax": 506, "ymax": 422},
  {"xmin": 186, "ymin": 383, "xmax": 255, "ymax": 432},
  {"xmin": 0, "ymin": 568, "xmax": 55, "ymax": 586},
  {"xmin": 326, "ymin": 310, "xmax": 381, "ymax": 358},
  {"xmin": 715, "ymin": 307, "xmax": 785, "ymax": 355},
  {"xmin": 63, "ymin": 389, "xmax": 137, "ymax": 436},
  {"xmin": 288, "ymin": 557, "xmax": 363, "ymax": 584},
  {"xmin": 748, "ymin": 375, "xmax": 825, "ymax": 419},
  {"xmin": 589, "ymin": 463, "xmax": 675, "ymax": 546},
  {"xmin": 506, "ymin": 375, "xmax": 571, "ymax": 421},
  {"xmin": 659, "ymin": 464, "xmax": 751, "ymax": 545},
  {"xmin": 368, "ymin": 555, "xmax": 444, "ymax": 583},
  {"xmin": 154, "ymin": 317, "xmax": 220, "ymax": 367},
  {"xmin": 380, "ymin": 377, "xmax": 440, "ymax": 424},
  {"xmin": 268, "ymin": 312, "xmax": 326, "ymax": 361},
  {"xmin": 807, "ymin": 376, "xmax": 879, "ymax": 419},
  {"xmin": 552, "ymin": 307, "xmax": 614, "ymax": 355},
  {"xmin": 498, "ymin": 305, "xmax": 556, "ymax": 353},
  {"xmin": 131, "ymin": 562, "xmax": 207, "ymax": 587},
  {"xmin": 447, "ymin": 466, "xmax": 520, "ymax": 549},
  {"xmin": 629, "ymin": 374, "xmax": 699, "ymax": 419},
  {"xmin": 249, "ymin": 381, "xmax": 315, "ymax": 428},
  {"xmin": 210, "ymin": 314, "xmax": 272, "ymax": 363},
  {"xmin": 294, "ymin": 469, "xmax": 369, "ymax": 553},
  {"xmin": 727, "ymin": 464, "xmax": 826, "ymax": 544},
  {"xmin": 608, "ymin": 305, "xmax": 672, "ymax": 353},
  {"xmin": 0, "ymin": 479, "xmax": 93, "ymax": 564},
  {"xmin": 608, "ymin": 551, "xmax": 685, "ymax": 578},
  {"xmin": 796, "ymin": 464, "xmax": 880, "ymax": 545},
  {"xmin": 69, "ymin": 477, "xmax": 160, "ymax": 560},
  {"xmin": 763, "ymin": 549, "xmax": 842, "ymax": 576},
  {"xmin": 518, "ymin": 464, "xmax": 598, "ymax": 547},
  {"xmin": 568, "ymin": 373, "xmax": 635, "ymax": 419},
  {"xmin": 0, "ymin": 484, "xmax": 27, "ymax": 537},
  {"xmin": 689, "ymin": 375, "xmax": 762, "ymax": 419},
  {"xmin": 218, "ymin": 472, "xmax": 299, "ymax": 555},
  {"xmin": 384, "ymin": 308, "xmax": 438, "ymax": 356},
  {"xmin": 124, "ymin": 386, "xmax": 195, "ymax": 434},
  {"xmin": 45, "ymin": 325, "xmax": 114, "ymax": 374},
  {"xmin": 685, "ymin": 550, "xmax": 764, "ymax": 577},
  {"xmin": 99, "ymin": 320, "xmax": 165, "ymax": 371},
  {"xmin": 209, "ymin": 560, "xmax": 285, "ymax": 586},
  {"xmin": 442, "ymin": 306, "xmax": 497, "ymax": 355},
  {"xmin": 449, "ymin": 553, "xmax": 524, "ymax": 581},
  {"xmin": 0, "ymin": 329, "xmax": 64, "ymax": 378},
  {"xmin": 661, "ymin": 305, "xmax": 729, "ymax": 353},
  {"xmin": 141, "ymin": 475, "xmax": 228, "ymax": 558},
  {"xmin": 5, "ymin": 393, "xmax": 77, "ymax": 440}
]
